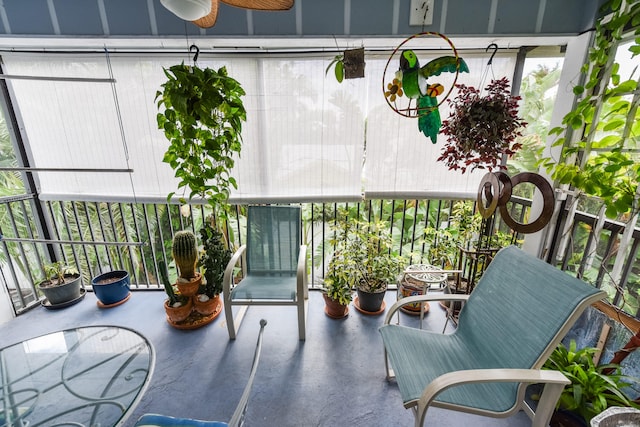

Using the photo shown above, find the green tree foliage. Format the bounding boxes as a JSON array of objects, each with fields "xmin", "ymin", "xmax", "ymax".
[
  {"xmin": 540, "ymin": 0, "xmax": 640, "ymax": 219},
  {"xmin": 508, "ymin": 64, "xmax": 562, "ymax": 177},
  {"xmin": 0, "ymin": 111, "xmax": 25, "ymax": 196}
]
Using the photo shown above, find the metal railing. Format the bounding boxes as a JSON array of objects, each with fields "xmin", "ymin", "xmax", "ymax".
[{"xmin": 0, "ymin": 194, "xmax": 637, "ymax": 319}]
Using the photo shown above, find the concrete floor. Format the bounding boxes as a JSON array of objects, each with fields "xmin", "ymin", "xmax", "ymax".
[{"xmin": 0, "ymin": 289, "xmax": 533, "ymax": 427}]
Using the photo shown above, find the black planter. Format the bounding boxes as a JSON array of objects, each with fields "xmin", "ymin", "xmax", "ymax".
[
  {"xmin": 38, "ymin": 274, "xmax": 82, "ymax": 305},
  {"xmin": 356, "ymin": 288, "xmax": 386, "ymax": 312},
  {"xmin": 550, "ymin": 409, "xmax": 588, "ymax": 427}
]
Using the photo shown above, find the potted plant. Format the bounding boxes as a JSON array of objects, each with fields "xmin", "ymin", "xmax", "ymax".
[
  {"xmin": 348, "ymin": 220, "xmax": 406, "ymax": 314},
  {"xmin": 195, "ymin": 220, "xmax": 231, "ymax": 316},
  {"xmin": 172, "ymin": 230, "xmax": 202, "ymax": 296},
  {"xmin": 159, "ymin": 261, "xmax": 192, "ymax": 324},
  {"xmin": 324, "ymin": 213, "xmax": 405, "ymax": 315},
  {"xmin": 91, "ymin": 270, "xmax": 130, "ymax": 307},
  {"xmin": 438, "ymin": 77, "xmax": 526, "ymax": 174},
  {"xmin": 38, "ymin": 261, "xmax": 83, "ymax": 306},
  {"xmin": 542, "ymin": 340, "xmax": 640, "ymax": 426},
  {"xmin": 156, "ymin": 63, "xmax": 246, "ymax": 211},
  {"xmin": 422, "ymin": 201, "xmax": 484, "ymax": 315},
  {"xmin": 325, "ymin": 47, "xmax": 366, "ymax": 83},
  {"xmin": 322, "ymin": 249, "xmax": 354, "ymax": 319}
]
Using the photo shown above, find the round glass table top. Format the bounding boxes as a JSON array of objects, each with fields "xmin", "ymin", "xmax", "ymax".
[{"xmin": 0, "ymin": 325, "xmax": 154, "ymax": 427}]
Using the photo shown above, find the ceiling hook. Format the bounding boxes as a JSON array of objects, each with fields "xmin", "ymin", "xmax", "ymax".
[
  {"xmin": 189, "ymin": 44, "xmax": 200, "ymax": 63},
  {"xmin": 486, "ymin": 43, "xmax": 498, "ymax": 65}
]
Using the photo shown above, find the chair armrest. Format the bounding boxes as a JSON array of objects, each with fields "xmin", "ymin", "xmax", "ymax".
[
  {"xmin": 296, "ymin": 245, "xmax": 308, "ymax": 292},
  {"xmin": 223, "ymin": 245, "xmax": 247, "ymax": 295},
  {"xmin": 415, "ymin": 369, "xmax": 569, "ymax": 427},
  {"xmin": 384, "ymin": 294, "xmax": 470, "ymax": 325},
  {"xmin": 228, "ymin": 319, "xmax": 267, "ymax": 426}
]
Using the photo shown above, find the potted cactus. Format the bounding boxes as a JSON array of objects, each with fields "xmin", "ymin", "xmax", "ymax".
[
  {"xmin": 159, "ymin": 261, "xmax": 192, "ymax": 324},
  {"xmin": 195, "ymin": 221, "xmax": 230, "ymax": 316},
  {"xmin": 172, "ymin": 230, "xmax": 201, "ymax": 297}
]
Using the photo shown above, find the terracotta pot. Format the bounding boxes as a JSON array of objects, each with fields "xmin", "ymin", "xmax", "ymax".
[
  {"xmin": 194, "ymin": 294, "xmax": 220, "ymax": 316},
  {"xmin": 323, "ymin": 293, "xmax": 349, "ymax": 319},
  {"xmin": 164, "ymin": 298, "xmax": 193, "ymax": 323},
  {"xmin": 176, "ymin": 273, "xmax": 202, "ymax": 297}
]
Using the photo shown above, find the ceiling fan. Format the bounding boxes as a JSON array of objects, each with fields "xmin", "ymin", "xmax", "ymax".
[{"xmin": 160, "ymin": 0, "xmax": 294, "ymax": 29}]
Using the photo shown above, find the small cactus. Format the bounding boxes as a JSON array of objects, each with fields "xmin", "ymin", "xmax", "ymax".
[
  {"xmin": 172, "ymin": 230, "xmax": 198, "ymax": 279},
  {"xmin": 158, "ymin": 260, "xmax": 178, "ymax": 306}
]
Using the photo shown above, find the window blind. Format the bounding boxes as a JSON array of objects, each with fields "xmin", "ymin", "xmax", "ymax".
[{"xmin": 2, "ymin": 48, "xmax": 517, "ymax": 203}]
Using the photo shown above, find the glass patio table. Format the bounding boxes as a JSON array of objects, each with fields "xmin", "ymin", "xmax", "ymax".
[{"xmin": 0, "ymin": 325, "xmax": 154, "ymax": 427}]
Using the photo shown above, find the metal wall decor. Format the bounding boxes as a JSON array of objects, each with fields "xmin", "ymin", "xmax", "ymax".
[
  {"xmin": 477, "ymin": 171, "xmax": 555, "ymax": 234},
  {"xmin": 382, "ymin": 32, "xmax": 469, "ymax": 143}
]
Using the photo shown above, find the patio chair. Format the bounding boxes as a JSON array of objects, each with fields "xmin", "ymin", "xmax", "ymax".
[
  {"xmin": 134, "ymin": 319, "xmax": 267, "ymax": 427},
  {"xmin": 223, "ymin": 205, "xmax": 308, "ymax": 340},
  {"xmin": 379, "ymin": 246, "xmax": 606, "ymax": 427}
]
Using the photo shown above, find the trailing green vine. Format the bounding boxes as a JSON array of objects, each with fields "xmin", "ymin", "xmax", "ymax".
[
  {"xmin": 540, "ymin": 0, "xmax": 640, "ymax": 219},
  {"xmin": 156, "ymin": 63, "xmax": 246, "ymax": 211}
]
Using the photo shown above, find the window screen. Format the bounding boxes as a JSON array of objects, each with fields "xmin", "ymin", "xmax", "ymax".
[{"xmin": 2, "ymin": 48, "xmax": 517, "ymax": 203}]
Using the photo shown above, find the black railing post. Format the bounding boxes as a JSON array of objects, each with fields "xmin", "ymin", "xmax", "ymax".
[{"xmin": 0, "ymin": 61, "xmax": 56, "ymax": 263}]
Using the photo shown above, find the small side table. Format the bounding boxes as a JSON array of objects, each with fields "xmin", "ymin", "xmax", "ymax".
[{"xmin": 398, "ymin": 264, "xmax": 455, "ymax": 328}]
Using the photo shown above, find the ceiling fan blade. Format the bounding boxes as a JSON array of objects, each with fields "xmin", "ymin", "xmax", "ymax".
[
  {"xmin": 192, "ymin": 0, "xmax": 219, "ymax": 28},
  {"xmin": 161, "ymin": 0, "xmax": 212, "ymax": 20},
  {"xmin": 220, "ymin": 0, "xmax": 294, "ymax": 11}
]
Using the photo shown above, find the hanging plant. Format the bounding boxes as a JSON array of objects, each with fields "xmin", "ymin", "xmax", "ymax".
[
  {"xmin": 325, "ymin": 47, "xmax": 366, "ymax": 83},
  {"xmin": 156, "ymin": 63, "xmax": 246, "ymax": 210},
  {"xmin": 438, "ymin": 77, "xmax": 526, "ymax": 173}
]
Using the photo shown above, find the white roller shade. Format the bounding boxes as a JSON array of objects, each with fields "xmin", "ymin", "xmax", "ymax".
[
  {"xmin": 2, "ymin": 48, "xmax": 517, "ymax": 203},
  {"xmin": 364, "ymin": 52, "xmax": 518, "ymax": 199}
]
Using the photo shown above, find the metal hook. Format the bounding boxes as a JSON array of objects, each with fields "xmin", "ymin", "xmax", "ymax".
[
  {"xmin": 189, "ymin": 44, "xmax": 200, "ymax": 63},
  {"xmin": 486, "ymin": 43, "xmax": 498, "ymax": 65}
]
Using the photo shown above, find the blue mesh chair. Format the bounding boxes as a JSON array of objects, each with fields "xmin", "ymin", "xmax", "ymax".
[
  {"xmin": 379, "ymin": 246, "xmax": 606, "ymax": 427},
  {"xmin": 223, "ymin": 205, "xmax": 307, "ymax": 340},
  {"xmin": 134, "ymin": 319, "xmax": 267, "ymax": 427}
]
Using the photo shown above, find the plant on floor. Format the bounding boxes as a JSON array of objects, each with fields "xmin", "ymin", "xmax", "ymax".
[
  {"xmin": 325, "ymin": 211, "xmax": 405, "ymax": 313},
  {"xmin": 38, "ymin": 261, "xmax": 83, "ymax": 305},
  {"xmin": 348, "ymin": 220, "xmax": 406, "ymax": 294},
  {"xmin": 424, "ymin": 201, "xmax": 482, "ymax": 268},
  {"xmin": 156, "ymin": 63, "xmax": 246, "ymax": 211},
  {"xmin": 172, "ymin": 230, "xmax": 198, "ymax": 279},
  {"xmin": 159, "ymin": 261, "xmax": 188, "ymax": 308},
  {"xmin": 543, "ymin": 340, "xmax": 640, "ymax": 424},
  {"xmin": 323, "ymin": 249, "xmax": 355, "ymax": 306},
  {"xmin": 198, "ymin": 220, "xmax": 231, "ymax": 299},
  {"xmin": 43, "ymin": 261, "xmax": 79, "ymax": 286}
]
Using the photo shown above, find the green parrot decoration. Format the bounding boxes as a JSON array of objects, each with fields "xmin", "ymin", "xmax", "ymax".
[{"xmin": 398, "ymin": 50, "xmax": 469, "ymax": 143}]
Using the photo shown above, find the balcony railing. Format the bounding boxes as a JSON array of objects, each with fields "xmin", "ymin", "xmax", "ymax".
[{"xmin": 0, "ymin": 193, "xmax": 638, "ymax": 320}]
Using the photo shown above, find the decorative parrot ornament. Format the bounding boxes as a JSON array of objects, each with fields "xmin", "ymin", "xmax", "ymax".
[{"xmin": 397, "ymin": 50, "xmax": 469, "ymax": 143}]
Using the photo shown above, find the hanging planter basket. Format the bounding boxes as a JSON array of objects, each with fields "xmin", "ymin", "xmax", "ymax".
[{"xmin": 438, "ymin": 77, "xmax": 526, "ymax": 173}]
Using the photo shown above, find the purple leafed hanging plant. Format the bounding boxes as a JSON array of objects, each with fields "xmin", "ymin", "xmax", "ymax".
[{"xmin": 438, "ymin": 77, "xmax": 526, "ymax": 174}]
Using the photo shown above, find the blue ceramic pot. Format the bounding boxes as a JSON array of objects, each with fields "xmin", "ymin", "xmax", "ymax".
[{"xmin": 92, "ymin": 271, "xmax": 130, "ymax": 305}]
